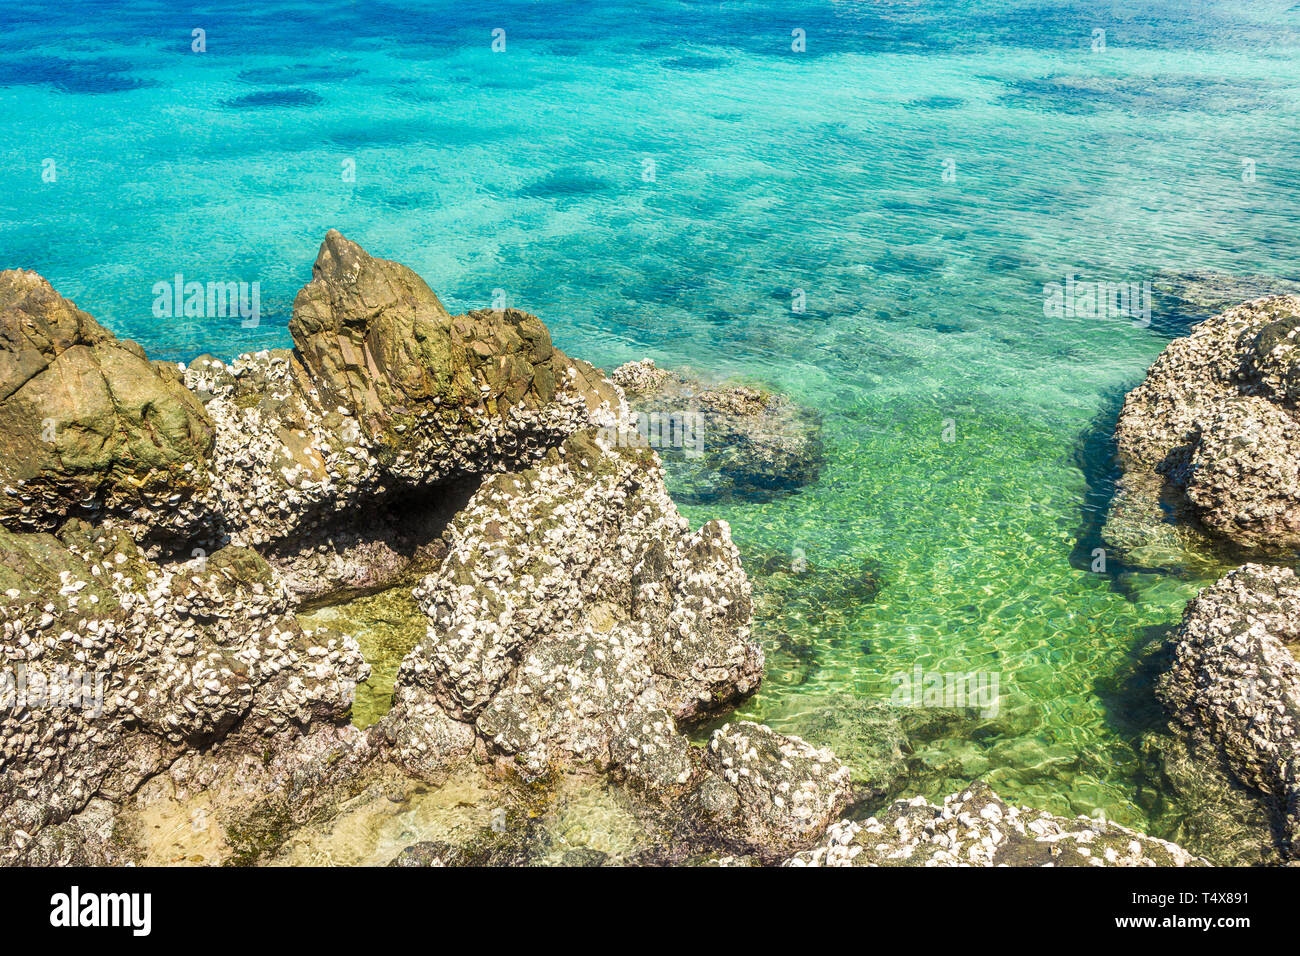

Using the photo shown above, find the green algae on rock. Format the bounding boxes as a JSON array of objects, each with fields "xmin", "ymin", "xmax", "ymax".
[
  {"xmin": 0, "ymin": 270, "xmax": 215, "ymax": 539},
  {"xmin": 298, "ymin": 586, "xmax": 429, "ymax": 729}
]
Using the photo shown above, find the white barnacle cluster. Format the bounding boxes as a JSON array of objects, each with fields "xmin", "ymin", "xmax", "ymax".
[
  {"xmin": 179, "ymin": 344, "xmax": 618, "ymax": 567},
  {"xmin": 788, "ymin": 784, "xmax": 1203, "ymax": 868},
  {"xmin": 385, "ymin": 430, "xmax": 765, "ymax": 784},
  {"xmin": 1160, "ymin": 563, "xmax": 1300, "ymax": 848},
  {"xmin": 1112, "ymin": 295, "xmax": 1300, "ymax": 554},
  {"xmin": 0, "ymin": 524, "xmax": 368, "ymax": 864},
  {"xmin": 703, "ymin": 720, "xmax": 853, "ymax": 853},
  {"xmin": 183, "ymin": 352, "xmax": 379, "ymax": 547}
]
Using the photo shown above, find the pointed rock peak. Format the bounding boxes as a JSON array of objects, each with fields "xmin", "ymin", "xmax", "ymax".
[
  {"xmin": 0, "ymin": 269, "xmax": 113, "ymax": 356},
  {"xmin": 311, "ymin": 229, "xmax": 371, "ymax": 283},
  {"xmin": 293, "ymin": 230, "xmax": 449, "ymax": 330}
]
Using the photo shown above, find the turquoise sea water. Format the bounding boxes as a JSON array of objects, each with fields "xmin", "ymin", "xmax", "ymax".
[{"xmin": 5, "ymin": 0, "xmax": 1300, "ymax": 852}]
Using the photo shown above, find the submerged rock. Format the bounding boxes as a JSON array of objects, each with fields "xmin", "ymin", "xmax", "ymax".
[
  {"xmin": 1105, "ymin": 295, "xmax": 1300, "ymax": 564},
  {"xmin": 609, "ymin": 359, "xmax": 824, "ymax": 503},
  {"xmin": 788, "ymin": 781, "xmax": 1204, "ymax": 867},
  {"xmin": 1136, "ymin": 720, "xmax": 1283, "ymax": 867},
  {"xmin": 1152, "ymin": 269, "xmax": 1300, "ymax": 335},
  {"xmin": 1157, "ymin": 563, "xmax": 1300, "ymax": 857}
]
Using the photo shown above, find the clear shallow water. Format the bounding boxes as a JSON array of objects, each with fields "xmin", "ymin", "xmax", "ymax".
[{"xmin": 5, "ymin": 0, "xmax": 1300, "ymax": 850}]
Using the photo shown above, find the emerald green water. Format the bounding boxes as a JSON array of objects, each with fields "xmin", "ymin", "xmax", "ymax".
[{"xmin": 5, "ymin": 0, "xmax": 1300, "ymax": 858}]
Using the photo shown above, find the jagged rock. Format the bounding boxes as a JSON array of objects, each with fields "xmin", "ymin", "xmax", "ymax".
[
  {"xmin": 3, "ymin": 233, "xmax": 624, "ymax": 603},
  {"xmin": 788, "ymin": 781, "xmax": 1204, "ymax": 867},
  {"xmin": 0, "ymin": 521, "xmax": 368, "ymax": 865},
  {"xmin": 1106, "ymin": 295, "xmax": 1300, "ymax": 563},
  {"xmin": 181, "ymin": 233, "xmax": 622, "ymax": 597},
  {"xmin": 1157, "ymin": 563, "xmax": 1300, "ymax": 856},
  {"xmin": 0, "ymin": 235, "xmax": 880, "ymax": 868},
  {"xmin": 387, "ymin": 427, "xmax": 762, "ymax": 778},
  {"xmin": 292, "ymin": 231, "xmax": 618, "ymax": 450},
  {"xmin": 0, "ymin": 270, "xmax": 215, "ymax": 537},
  {"xmin": 609, "ymin": 359, "xmax": 823, "ymax": 503}
]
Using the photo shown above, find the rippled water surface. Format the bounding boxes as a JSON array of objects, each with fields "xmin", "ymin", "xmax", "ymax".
[{"xmin": 5, "ymin": 0, "xmax": 1300, "ymax": 854}]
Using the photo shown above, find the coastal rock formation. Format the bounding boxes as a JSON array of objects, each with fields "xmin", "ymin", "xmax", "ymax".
[
  {"xmin": 610, "ymin": 359, "xmax": 823, "ymax": 503},
  {"xmin": 1105, "ymin": 295, "xmax": 1300, "ymax": 564},
  {"xmin": 2, "ymin": 232, "xmax": 623, "ymax": 600},
  {"xmin": 0, "ymin": 235, "xmax": 779, "ymax": 865},
  {"xmin": 386, "ymin": 427, "xmax": 763, "ymax": 778},
  {"xmin": 0, "ymin": 520, "xmax": 367, "ymax": 865},
  {"xmin": 179, "ymin": 232, "xmax": 622, "ymax": 598},
  {"xmin": 1157, "ymin": 564, "xmax": 1300, "ymax": 856},
  {"xmin": 788, "ymin": 782, "xmax": 1204, "ymax": 867},
  {"xmin": 0, "ymin": 270, "xmax": 215, "ymax": 538},
  {"xmin": 0, "ymin": 236, "xmax": 1203, "ymax": 867}
]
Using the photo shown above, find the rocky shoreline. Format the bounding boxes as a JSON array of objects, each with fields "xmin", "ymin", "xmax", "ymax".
[
  {"xmin": 0, "ymin": 232, "xmax": 1247, "ymax": 867},
  {"xmin": 1106, "ymin": 294, "xmax": 1300, "ymax": 863}
]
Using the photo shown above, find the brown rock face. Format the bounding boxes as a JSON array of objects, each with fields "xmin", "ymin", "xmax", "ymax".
[
  {"xmin": 289, "ymin": 230, "xmax": 618, "ymax": 469},
  {"xmin": 0, "ymin": 271, "xmax": 215, "ymax": 535}
]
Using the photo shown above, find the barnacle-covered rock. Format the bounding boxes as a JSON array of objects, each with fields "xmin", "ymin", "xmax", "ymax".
[
  {"xmin": 699, "ymin": 721, "xmax": 853, "ymax": 858},
  {"xmin": 389, "ymin": 427, "xmax": 762, "ymax": 778},
  {"xmin": 0, "ymin": 521, "xmax": 368, "ymax": 865},
  {"xmin": 1157, "ymin": 563, "xmax": 1300, "ymax": 856},
  {"xmin": 788, "ymin": 782, "xmax": 1204, "ymax": 867},
  {"xmin": 1105, "ymin": 295, "xmax": 1300, "ymax": 564}
]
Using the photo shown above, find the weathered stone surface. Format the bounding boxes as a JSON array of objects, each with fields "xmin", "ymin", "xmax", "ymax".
[
  {"xmin": 0, "ymin": 520, "xmax": 367, "ymax": 865},
  {"xmin": 179, "ymin": 234, "xmax": 621, "ymax": 592},
  {"xmin": 1106, "ymin": 295, "xmax": 1300, "ymax": 562},
  {"xmin": 788, "ymin": 781, "xmax": 1204, "ymax": 867},
  {"xmin": 8, "ymin": 234, "xmax": 625, "ymax": 604},
  {"xmin": 609, "ymin": 359, "xmax": 823, "ymax": 503},
  {"xmin": 700, "ymin": 721, "xmax": 853, "ymax": 857},
  {"xmin": 1157, "ymin": 563, "xmax": 1300, "ymax": 856},
  {"xmin": 390, "ymin": 427, "xmax": 762, "ymax": 778},
  {"xmin": 0, "ymin": 270, "xmax": 215, "ymax": 537}
]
